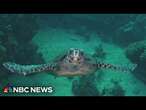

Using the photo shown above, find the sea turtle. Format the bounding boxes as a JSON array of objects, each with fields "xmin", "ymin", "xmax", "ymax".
[{"xmin": 2, "ymin": 48, "xmax": 137, "ymax": 77}]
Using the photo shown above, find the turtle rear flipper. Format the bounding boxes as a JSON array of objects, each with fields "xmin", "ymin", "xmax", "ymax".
[{"xmin": 3, "ymin": 62, "xmax": 57, "ymax": 76}]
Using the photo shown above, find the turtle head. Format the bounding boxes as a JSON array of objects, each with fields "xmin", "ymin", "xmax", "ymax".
[{"xmin": 65, "ymin": 48, "xmax": 85, "ymax": 64}]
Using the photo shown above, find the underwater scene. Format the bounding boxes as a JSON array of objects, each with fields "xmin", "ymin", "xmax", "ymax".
[{"xmin": 0, "ymin": 14, "xmax": 146, "ymax": 96}]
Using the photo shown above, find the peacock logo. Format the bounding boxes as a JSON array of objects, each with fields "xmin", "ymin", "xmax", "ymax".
[{"xmin": 3, "ymin": 83, "xmax": 13, "ymax": 93}]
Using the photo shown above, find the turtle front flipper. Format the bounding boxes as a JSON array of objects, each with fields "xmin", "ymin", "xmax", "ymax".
[
  {"xmin": 3, "ymin": 62, "xmax": 57, "ymax": 76},
  {"xmin": 94, "ymin": 62, "xmax": 137, "ymax": 73}
]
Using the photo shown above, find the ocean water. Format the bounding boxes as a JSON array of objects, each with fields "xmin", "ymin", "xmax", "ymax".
[{"xmin": 0, "ymin": 14, "xmax": 146, "ymax": 96}]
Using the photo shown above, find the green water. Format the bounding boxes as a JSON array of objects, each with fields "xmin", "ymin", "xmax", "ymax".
[{"xmin": 1, "ymin": 14, "xmax": 146, "ymax": 96}]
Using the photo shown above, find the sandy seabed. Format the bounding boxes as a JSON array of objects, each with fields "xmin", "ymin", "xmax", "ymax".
[{"xmin": 2, "ymin": 27, "xmax": 146, "ymax": 96}]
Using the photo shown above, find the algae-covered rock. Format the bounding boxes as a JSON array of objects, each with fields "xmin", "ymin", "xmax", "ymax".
[
  {"xmin": 0, "ymin": 44, "xmax": 6, "ymax": 62},
  {"xmin": 140, "ymin": 48, "xmax": 146, "ymax": 62},
  {"xmin": 0, "ymin": 31, "xmax": 5, "ymax": 37},
  {"xmin": 101, "ymin": 80, "xmax": 125, "ymax": 96},
  {"xmin": 0, "ymin": 44, "xmax": 8, "ymax": 81},
  {"xmin": 0, "ymin": 31, "xmax": 6, "ymax": 43},
  {"xmin": 12, "ymin": 15, "xmax": 39, "ymax": 43},
  {"xmin": 92, "ymin": 44, "xmax": 106, "ymax": 60},
  {"xmin": 125, "ymin": 40, "xmax": 146, "ymax": 64},
  {"xmin": 0, "ymin": 14, "xmax": 44, "ymax": 64},
  {"xmin": 125, "ymin": 40, "xmax": 146, "ymax": 83},
  {"xmin": 72, "ymin": 74, "xmax": 100, "ymax": 96},
  {"xmin": 113, "ymin": 15, "xmax": 146, "ymax": 47}
]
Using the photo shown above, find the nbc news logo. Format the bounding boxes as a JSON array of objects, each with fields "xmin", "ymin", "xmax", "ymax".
[{"xmin": 2, "ymin": 83, "xmax": 53, "ymax": 94}]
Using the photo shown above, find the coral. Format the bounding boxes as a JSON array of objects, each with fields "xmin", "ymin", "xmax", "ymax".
[{"xmin": 125, "ymin": 40, "xmax": 146, "ymax": 83}]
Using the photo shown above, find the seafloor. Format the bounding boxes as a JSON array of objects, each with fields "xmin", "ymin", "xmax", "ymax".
[
  {"xmin": 2, "ymin": 27, "xmax": 145, "ymax": 96},
  {"xmin": 1, "ymin": 14, "xmax": 146, "ymax": 96}
]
